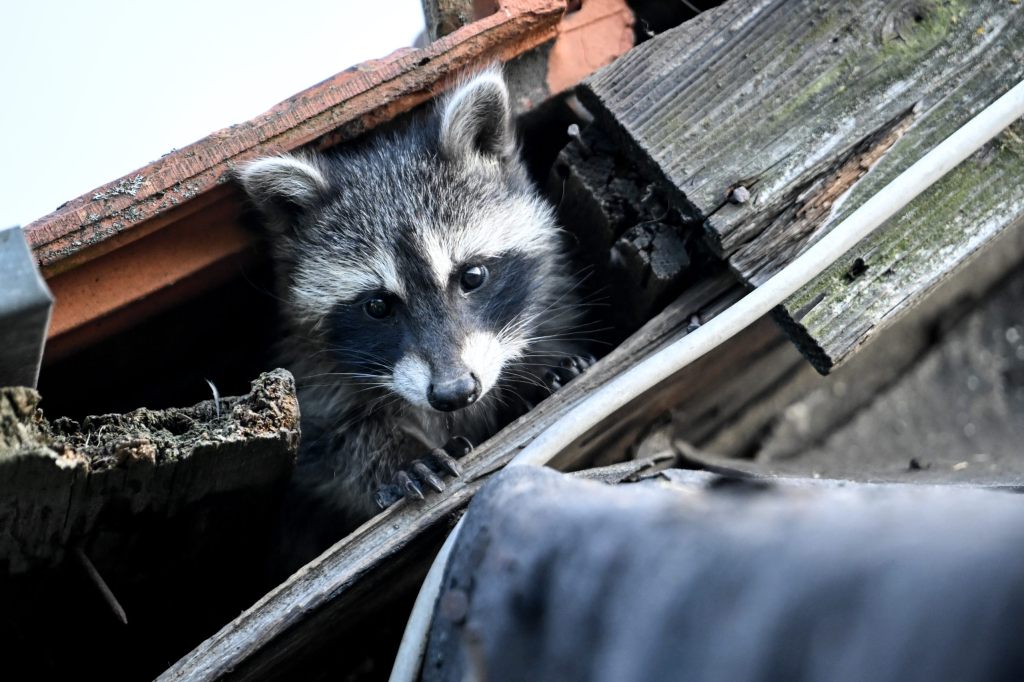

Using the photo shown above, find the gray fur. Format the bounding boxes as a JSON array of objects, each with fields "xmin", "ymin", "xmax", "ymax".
[{"xmin": 238, "ymin": 69, "xmax": 583, "ymax": 535}]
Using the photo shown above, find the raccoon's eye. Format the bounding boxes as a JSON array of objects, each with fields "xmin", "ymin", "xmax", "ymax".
[
  {"xmin": 460, "ymin": 265, "xmax": 488, "ymax": 292},
  {"xmin": 364, "ymin": 296, "xmax": 393, "ymax": 319}
]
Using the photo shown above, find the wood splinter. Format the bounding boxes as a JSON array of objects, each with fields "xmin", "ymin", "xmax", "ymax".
[{"xmin": 73, "ymin": 546, "xmax": 128, "ymax": 626}]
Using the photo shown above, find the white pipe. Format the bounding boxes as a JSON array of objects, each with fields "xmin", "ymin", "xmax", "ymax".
[{"xmin": 389, "ymin": 79, "xmax": 1024, "ymax": 682}]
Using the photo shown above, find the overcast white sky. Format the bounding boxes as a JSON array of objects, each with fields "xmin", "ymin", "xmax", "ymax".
[{"xmin": 0, "ymin": 0, "xmax": 425, "ymax": 228}]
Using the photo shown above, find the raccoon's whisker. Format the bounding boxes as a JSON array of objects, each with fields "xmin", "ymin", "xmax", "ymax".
[
  {"xmin": 298, "ymin": 371, "xmax": 390, "ymax": 381},
  {"xmin": 518, "ymin": 331, "xmax": 614, "ymax": 345},
  {"xmin": 237, "ymin": 266, "xmax": 291, "ymax": 306},
  {"xmin": 500, "ymin": 370, "xmax": 550, "ymax": 392},
  {"xmin": 522, "ymin": 321, "xmax": 613, "ymax": 337},
  {"xmin": 498, "ymin": 274, "xmax": 593, "ymax": 339},
  {"xmin": 305, "ymin": 345, "xmax": 394, "ymax": 369}
]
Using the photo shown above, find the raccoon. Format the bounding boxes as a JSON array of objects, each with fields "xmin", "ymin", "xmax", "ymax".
[{"xmin": 238, "ymin": 69, "xmax": 591, "ymax": 532}]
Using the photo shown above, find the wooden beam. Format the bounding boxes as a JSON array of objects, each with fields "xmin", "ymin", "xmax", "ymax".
[
  {"xmin": 579, "ymin": 0, "xmax": 1024, "ymax": 373},
  {"xmin": 27, "ymin": 0, "xmax": 567, "ymax": 357}
]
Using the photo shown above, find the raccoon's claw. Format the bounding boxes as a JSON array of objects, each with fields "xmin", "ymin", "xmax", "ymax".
[
  {"xmin": 412, "ymin": 461, "xmax": 445, "ymax": 493},
  {"xmin": 429, "ymin": 448, "xmax": 463, "ymax": 478},
  {"xmin": 544, "ymin": 353, "xmax": 596, "ymax": 392},
  {"xmin": 374, "ymin": 436, "xmax": 474, "ymax": 510},
  {"xmin": 396, "ymin": 470, "xmax": 425, "ymax": 500}
]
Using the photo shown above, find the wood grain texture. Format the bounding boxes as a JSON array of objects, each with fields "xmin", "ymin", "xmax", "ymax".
[
  {"xmin": 158, "ymin": 274, "xmax": 742, "ymax": 681},
  {"xmin": 580, "ymin": 0, "xmax": 1024, "ymax": 372}
]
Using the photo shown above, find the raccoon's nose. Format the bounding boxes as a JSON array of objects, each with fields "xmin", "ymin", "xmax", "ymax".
[{"xmin": 428, "ymin": 373, "xmax": 481, "ymax": 412}]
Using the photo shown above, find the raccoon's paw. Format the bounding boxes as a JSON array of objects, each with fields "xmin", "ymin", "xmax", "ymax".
[
  {"xmin": 543, "ymin": 353, "xmax": 596, "ymax": 392},
  {"xmin": 373, "ymin": 436, "xmax": 474, "ymax": 510}
]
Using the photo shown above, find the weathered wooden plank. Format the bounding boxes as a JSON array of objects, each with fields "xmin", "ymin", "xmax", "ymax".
[
  {"xmin": 687, "ymin": 230, "xmax": 1024, "ymax": 487},
  {"xmin": 579, "ymin": 0, "xmax": 1024, "ymax": 373},
  {"xmin": 0, "ymin": 370, "xmax": 299, "ymax": 574},
  {"xmin": 674, "ymin": 211, "xmax": 1024, "ymax": 468},
  {"xmin": 158, "ymin": 273, "xmax": 743, "ymax": 681},
  {"xmin": 778, "ymin": 121, "xmax": 1024, "ymax": 372}
]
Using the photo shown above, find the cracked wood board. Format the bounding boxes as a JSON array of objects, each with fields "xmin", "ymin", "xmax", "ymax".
[
  {"xmin": 27, "ymin": 0, "xmax": 566, "ymax": 360},
  {"xmin": 158, "ymin": 273, "xmax": 745, "ymax": 681},
  {"xmin": 0, "ymin": 369, "xmax": 299, "ymax": 574},
  {"xmin": 579, "ymin": 0, "xmax": 1024, "ymax": 373}
]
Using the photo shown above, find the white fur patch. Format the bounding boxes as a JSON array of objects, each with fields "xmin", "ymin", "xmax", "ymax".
[
  {"xmin": 461, "ymin": 330, "xmax": 508, "ymax": 396},
  {"xmin": 418, "ymin": 193, "xmax": 556, "ymax": 286},
  {"xmin": 421, "ymin": 231, "xmax": 453, "ymax": 287},
  {"xmin": 391, "ymin": 354, "xmax": 432, "ymax": 408},
  {"xmin": 292, "ymin": 249, "xmax": 406, "ymax": 320},
  {"xmin": 459, "ymin": 197, "xmax": 555, "ymax": 260}
]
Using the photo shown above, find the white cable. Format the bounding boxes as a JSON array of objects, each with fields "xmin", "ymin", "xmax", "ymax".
[{"xmin": 389, "ymin": 79, "xmax": 1024, "ymax": 682}]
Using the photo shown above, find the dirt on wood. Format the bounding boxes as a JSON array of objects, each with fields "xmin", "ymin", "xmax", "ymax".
[{"xmin": 0, "ymin": 369, "xmax": 299, "ymax": 472}]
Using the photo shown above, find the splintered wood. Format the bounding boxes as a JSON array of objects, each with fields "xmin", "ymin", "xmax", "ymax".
[{"xmin": 580, "ymin": 0, "xmax": 1024, "ymax": 373}]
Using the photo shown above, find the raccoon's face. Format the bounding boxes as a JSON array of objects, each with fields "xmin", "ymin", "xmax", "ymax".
[{"xmin": 239, "ymin": 70, "xmax": 563, "ymax": 412}]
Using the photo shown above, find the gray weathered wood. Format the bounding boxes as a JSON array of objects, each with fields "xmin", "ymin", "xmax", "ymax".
[
  {"xmin": 686, "ymin": 241, "xmax": 1024, "ymax": 488},
  {"xmin": 0, "ymin": 370, "xmax": 299, "ymax": 574},
  {"xmin": 676, "ymin": 210, "xmax": 1024, "ymax": 457},
  {"xmin": 158, "ymin": 273, "xmax": 743, "ymax": 681},
  {"xmin": 579, "ymin": 0, "xmax": 1024, "ymax": 373},
  {"xmin": 0, "ymin": 227, "xmax": 53, "ymax": 388}
]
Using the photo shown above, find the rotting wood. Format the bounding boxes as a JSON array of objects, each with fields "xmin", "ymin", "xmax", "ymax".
[
  {"xmin": 158, "ymin": 273, "xmax": 741, "ymax": 681},
  {"xmin": 28, "ymin": 0, "xmax": 567, "ymax": 358},
  {"xmin": 556, "ymin": 182, "xmax": 1024, "ymax": 482},
  {"xmin": 579, "ymin": 0, "xmax": 1024, "ymax": 373},
  {"xmin": 0, "ymin": 369, "xmax": 299, "ymax": 575},
  {"xmin": 551, "ymin": 125, "xmax": 701, "ymax": 332}
]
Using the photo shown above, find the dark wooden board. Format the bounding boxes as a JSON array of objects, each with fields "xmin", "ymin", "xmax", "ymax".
[{"xmin": 579, "ymin": 0, "xmax": 1024, "ymax": 372}]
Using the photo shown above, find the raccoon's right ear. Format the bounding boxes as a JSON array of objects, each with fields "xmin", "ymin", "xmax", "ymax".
[
  {"xmin": 440, "ymin": 68, "xmax": 515, "ymax": 164},
  {"xmin": 235, "ymin": 154, "xmax": 329, "ymax": 230}
]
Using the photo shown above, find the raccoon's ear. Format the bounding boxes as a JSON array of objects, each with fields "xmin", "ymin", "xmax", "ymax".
[
  {"xmin": 439, "ymin": 69, "xmax": 514, "ymax": 163},
  {"xmin": 235, "ymin": 154, "xmax": 329, "ymax": 229}
]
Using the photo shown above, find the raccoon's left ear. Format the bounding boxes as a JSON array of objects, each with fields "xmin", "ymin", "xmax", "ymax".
[
  {"xmin": 440, "ymin": 69, "xmax": 515, "ymax": 164},
  {"xmin": 235, "ymin": 154, "xmax": 329, "ymax": 231}
]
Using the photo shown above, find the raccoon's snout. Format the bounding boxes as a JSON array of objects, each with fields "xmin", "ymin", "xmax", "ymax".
[{"xmin": 428, "ymin": 373, "xmax": 481, "ymax": 412}]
